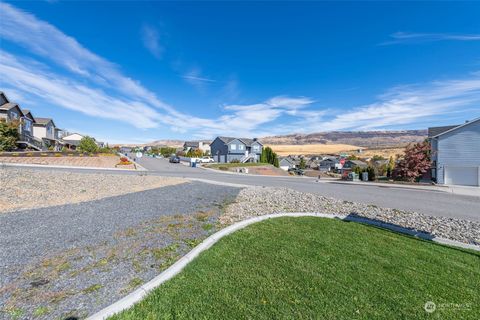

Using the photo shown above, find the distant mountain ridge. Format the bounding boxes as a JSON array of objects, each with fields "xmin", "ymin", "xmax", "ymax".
[
  {"xmin": 261, "ymin": 130, "xmax": 427, "ymax": 147},
  {"xmin": 130, "ymin": 130, "xmax": 427, "ymax": 148}
]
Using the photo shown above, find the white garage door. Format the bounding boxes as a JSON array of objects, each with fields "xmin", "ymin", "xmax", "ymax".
[{"xmin": 444, "ymin": 166, "xmax": 479, "ymax": 186}]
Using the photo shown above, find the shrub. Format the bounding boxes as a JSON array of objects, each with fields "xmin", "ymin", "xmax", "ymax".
[
  {"xmin": 0, "ymin": 119, "xmax": 20, "ymax": 151},
  {"xmin": 260, "ymin": 147, "xmax": 279, "ymax": 167},
  {"xmin": 230, "ymin": 159, "xmax": 240, "ymax": 163},
  {"xmin": 78, "ymin": 136, "xmax": 98, "ymax": 153}
]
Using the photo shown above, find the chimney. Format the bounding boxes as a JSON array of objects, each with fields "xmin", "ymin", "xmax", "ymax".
[{"xmin": 253, "ymin": 138, "xmax": 257, "ymax": 141}]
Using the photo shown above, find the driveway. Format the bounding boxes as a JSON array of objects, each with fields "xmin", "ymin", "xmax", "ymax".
[{"xmin": 135, "ymin": 156, "xmax": 480, "ymax": 222}]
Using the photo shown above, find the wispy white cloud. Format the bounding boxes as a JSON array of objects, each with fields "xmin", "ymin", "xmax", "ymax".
[
  {"xmin": 181, "ymin": 68, "xmax": 216, "ymax": 93},
  {"xmin": 303, "ymin": 76, "xmax": 480, "ymax": 132},
  {"xmin": 381, "ymin": 32, "xmax": 480, "ymax": 45},
  {"xmin": 141, "ymin": 24, "xmax": 163, "ymax": 59},
  {"xmin": 0, "ymin": 2, "xmax": 478, "ymax": 142}
]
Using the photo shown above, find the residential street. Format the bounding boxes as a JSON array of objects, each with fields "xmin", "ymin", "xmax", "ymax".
[{"xmin": 133, "ymin": 156, "xmax": 480, "ymax": 222}]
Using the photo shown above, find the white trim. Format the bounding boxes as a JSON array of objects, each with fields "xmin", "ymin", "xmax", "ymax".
[{"xmin": 87, "ymin": 212, "xmax": 479, "ymax": 320}]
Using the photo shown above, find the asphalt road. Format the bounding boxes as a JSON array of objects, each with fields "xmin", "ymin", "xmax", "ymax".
[{"xmin": 134, "ymin": 156, "xmax": 480, "ymax": 222}]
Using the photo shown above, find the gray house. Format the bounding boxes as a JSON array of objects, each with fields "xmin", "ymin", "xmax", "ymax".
[
  {"xmin": 429, "ymin": 117, "xmax": 480, "ymax": 186},
  {"xmin": 342, "ymin": 160, "xmax": 367, "ymax": 170},
  {"xmin": 0, "ymin": 92, "xmax": 43, "ymax": 150},
  {"xmin": 210, "ymin": 137, "xmax": 263, "ymax": 163},
  {"xmin": 319, "ymin": 157, "xmax": 339, "ymax": 171},
  {"xmin": 279, "ymin": 157, "xmax": 296, "ymax": 171}
]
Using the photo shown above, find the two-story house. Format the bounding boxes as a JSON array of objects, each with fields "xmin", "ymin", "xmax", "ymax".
[
  {"xmin": 0, "ymin": 92, "xmax": 43, "ymax": 150},
  {"xmin": 33, "ymin": 118, "xmax": 63, "ymax": 151},
  {"xmin": 210, "ymin": 137, "xmax": 263, "ymax": 163},
  {"xmin": 428, "ymin": 117, "xmax": 480, "ymax": 186}
]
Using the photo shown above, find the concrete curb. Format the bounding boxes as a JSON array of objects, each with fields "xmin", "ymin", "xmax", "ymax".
[
  {"xmin": 0, "ymin": 162, "xmax": 146, "ymax": 172},
  {"xmin": 87, "ymin": 212, "xmax": 480, "ymax": 320}
]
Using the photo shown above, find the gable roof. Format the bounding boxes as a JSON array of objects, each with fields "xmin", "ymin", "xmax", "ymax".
[
  {"xmin": 0, "ymin": 102, "xmax": 20, "ymax": 111},
  {"xmin": 184, "ymin": 141, "xmax": 199, "ymax": 147},
  {"xmin": 279, "ymin": 157, "xmax": 295, "ymax": 166},
  {"xmin": 430, "ymin": 117, "xmax": 480, "ymax": 138},
  {"xmin": 428, "ymin": 125, "xmax": 459, "ymax": 137},
  {"xmin": 347, "ymin": 160, "xmax": 367, "ymax": 166},
  {"xmin": 21, "ymin": 109, "xmax": 35, "ymax": 122},
  {"xmin": 216, "ymin": 136, "xmax": 263, "ymax": 146},
  {"xmin": 33, "ymin": 117, "xmax": 55, "ymax": 127}
]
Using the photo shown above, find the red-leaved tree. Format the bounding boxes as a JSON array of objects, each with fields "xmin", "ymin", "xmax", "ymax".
[{"xmin": 393, "ymin": 141, "xmax": 432, "ymax": 182}]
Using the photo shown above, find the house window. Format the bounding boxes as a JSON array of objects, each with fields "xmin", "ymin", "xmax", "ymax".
[
  {"xmin": 238, "ymin": 144, "xmax": 244, "ymax": 150},
  {"xmin": 253, "ymin": 145, "xmax": 259, "ymax": 151},
  {"xmin": 24, "ymin": 119, "xmax": 32, "ymax": 132},
  {"xmin": 230, "ymin": 144, "xmax": 237, "ymax": 150}
]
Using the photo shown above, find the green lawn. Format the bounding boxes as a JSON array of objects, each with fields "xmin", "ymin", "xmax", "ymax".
[{"xmin": 110, "ymin": 217, "xmax": 480, "ymax": 319}]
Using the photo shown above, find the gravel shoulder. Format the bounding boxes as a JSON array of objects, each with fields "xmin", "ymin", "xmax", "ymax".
[
  {"xmin": 0, "ymin": 181, "xmax": 240, "ymax": 320},
  {"xmin": 221, "ymin": 186, "xmax": 480, "ymax": 245},
  {"xmin": 0, "ymin": 168, "xmax": 186, "ymax": 213}
]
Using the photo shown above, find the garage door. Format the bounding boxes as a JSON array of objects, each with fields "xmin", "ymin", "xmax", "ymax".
[{"xmin": 444, "ymin": 166, "xmax": 479, "ymax": 186}]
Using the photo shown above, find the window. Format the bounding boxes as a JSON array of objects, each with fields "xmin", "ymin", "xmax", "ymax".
[
  {"xmin": 24, "ymin": 119, "xmax": 32, "ymax": 132},
  {"xmin": 230, "ymin": 144, "xmax": 236, "ymax": 150},
  {"xmin": 10, "ymin": 112, "xmax": 18, "ymax": 120},
  {"xmin": 253, "ymin": 145, "xmax": 259, "ymax": 151},
  {"xmin": 238, "ymin": 144, "xmax": 244, "ymax": 150}
]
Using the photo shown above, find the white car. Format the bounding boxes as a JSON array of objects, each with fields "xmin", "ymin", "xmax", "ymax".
[{"xmin": 196, "ymin": 156, "xmax": 215, "ymax": 163}]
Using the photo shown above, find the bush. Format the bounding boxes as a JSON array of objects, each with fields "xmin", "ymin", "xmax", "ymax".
[
  {"xmin": 230, "ymin": 159, "xmax": 240, "ymax": 163},
  {"xmin": 0, "ymin": 119, "xmax": 20, "ymax": 151},
  {"xmin": 78, "ymin": 136, "xmax": 98, "ymax": 153},
  {"xmin": 260, "ymin": 147, "xmax": 279, "ymax": 167}
]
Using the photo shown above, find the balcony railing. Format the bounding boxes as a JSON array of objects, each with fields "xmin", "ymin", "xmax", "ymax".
[{"xmin": 18, "ymin": 133, "xmax": 44, "ymax": 150}]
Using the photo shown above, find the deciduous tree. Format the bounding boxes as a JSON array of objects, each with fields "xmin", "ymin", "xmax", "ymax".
[{"xmin": 393, "ymin": 141, "xmax": 431, "ymax": 182}]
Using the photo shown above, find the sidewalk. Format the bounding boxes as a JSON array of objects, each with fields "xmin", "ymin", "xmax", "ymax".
[{"xmin": 326, "ymin": 180, "xmax": 480, "ymax": 197}]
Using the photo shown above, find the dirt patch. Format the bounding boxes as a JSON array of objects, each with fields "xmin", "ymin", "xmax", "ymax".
[
  {"xmin": 0, "ymin": 168, "xmax": 186, "ymax": 213},
  {"xmin": 0, "ymin": 155, "xmax": 137, "ymax": 169}
]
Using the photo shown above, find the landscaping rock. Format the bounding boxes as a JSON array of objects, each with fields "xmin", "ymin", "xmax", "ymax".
[{"xmin": 221, "ymin": 186, "xmax": 480, "ymax": 245}]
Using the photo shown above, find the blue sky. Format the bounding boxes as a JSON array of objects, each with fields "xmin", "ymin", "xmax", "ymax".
[{"xmin": 1, "ymin": 1, "xmax": 480, "ymax": 144}]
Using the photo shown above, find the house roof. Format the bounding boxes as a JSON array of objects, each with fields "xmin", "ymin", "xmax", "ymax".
[
  {"xmin": 429, "ymin": 117, "xmax": 480, "ymax": 138},
  {"xmin": 428, "ymin": 125, "xmax": 459, "ymax": 137},
  {"xmin": 21, "ymin": 109, "xmax": 35, "ymax": 122},
  {"xmin": 33, "ymin": 117, "xmax": 55, "ymax": 126},
  {"xmin": 184, "ymin": 141, "xmax": 199, "ymax": 147},
  {"xmin": 216, "ymin": 136, "xmax": 263, "ymax": 146},
  {"xmin": 280, "ymin": 157, "xmax": 295, "ymax": 166},
  {"xmin": 347, "ymin": 160, "xmax": 367, "ymax": 166},
  {"xmin": 0, "ymin": 102, "xmax": 19, "ymax": 111}
]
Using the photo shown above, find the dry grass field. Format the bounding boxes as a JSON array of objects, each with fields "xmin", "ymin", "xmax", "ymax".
[
  {"xmin": 360, "ymin": 147, "xmax": 405, "ymax": 159},
  {"xmin": 268, "ymin": 144, "xmax": 406, "ymax": 158},
  {"xmin": 268, "ymin": 144, "xmax": 361, "ymax": 156}
]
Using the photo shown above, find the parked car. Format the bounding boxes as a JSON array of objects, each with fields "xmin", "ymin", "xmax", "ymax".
[
  {"xmin": 288, "ymin": 168, "xmax": 305, "ymax": 175},
  {"xmin": 169, "ymin": 155, "xmax": 180, "ymax": 163},
  {"xmin": 196, "ymin": 156, "xmax": 215, "ymax": 163}
]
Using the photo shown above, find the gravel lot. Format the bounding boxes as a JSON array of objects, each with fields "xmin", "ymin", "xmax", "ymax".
[
  {"xmin": 0, "ymin": 168, "xmax": 185, "ymax": 213},
  {"xmin": 221, "ymin": 186, "xmax": 480, "ymax": 245},
  {"xmin": 0, "ymin": 181, "xmax": 240, "ymax": 320}
]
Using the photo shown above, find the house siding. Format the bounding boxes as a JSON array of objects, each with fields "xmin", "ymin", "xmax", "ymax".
[
  {"xmin": 435, "ymin": 120, "xmax": 480, "ymax": 185},
  {"xmin": 210, "ymin": 137, "xmax": 229, "ymax": 163}
]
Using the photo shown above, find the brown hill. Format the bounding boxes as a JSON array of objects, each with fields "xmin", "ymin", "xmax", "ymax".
[{"xmin": 261, "ymin": 130, "xmax": 427, "ymax": 148}]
